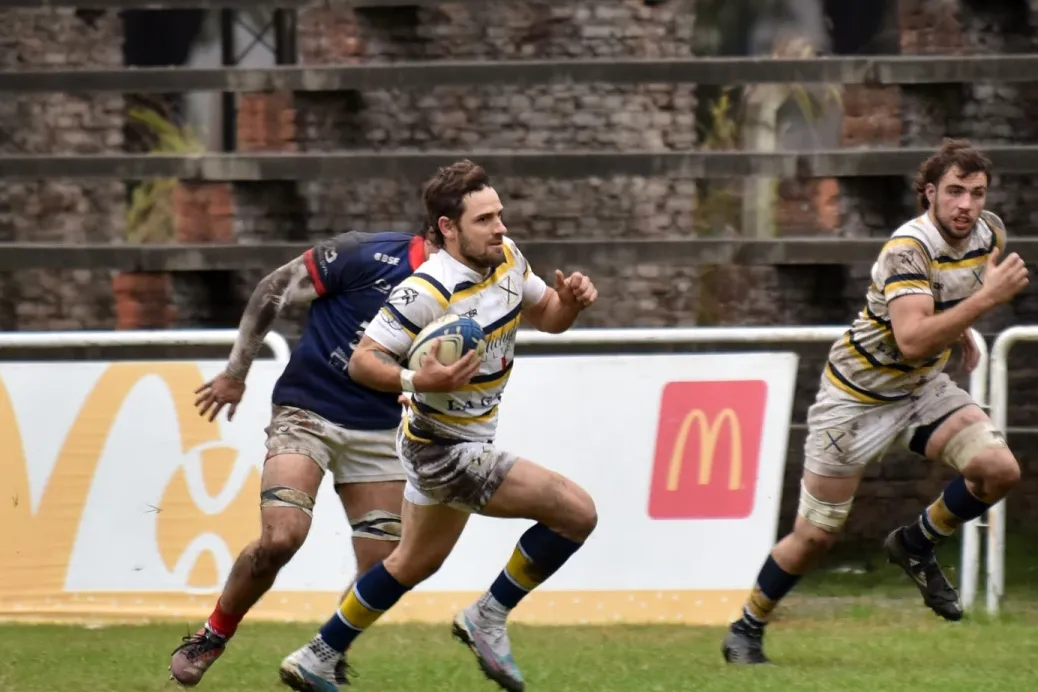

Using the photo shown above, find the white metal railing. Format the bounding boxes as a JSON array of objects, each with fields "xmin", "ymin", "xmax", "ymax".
[
  {"xmin": 960, "ymin": 330, "xmax": 990, "ymax": 614},
  {"xmin": 0, "ymin": 329, "xmax": 292, "ymax": 364},
  {"xmin": 519, "ymin": 325, "xmax": 850, "ymax": 346},
  {"xmin": 983, "ymin": 326, "xmax": 1038, "ymax": 616}
]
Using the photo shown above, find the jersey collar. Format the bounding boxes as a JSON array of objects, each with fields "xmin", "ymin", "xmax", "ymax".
[{"xmin": 408, "ymin": 235, "xmax": 426, "ymax": 270}]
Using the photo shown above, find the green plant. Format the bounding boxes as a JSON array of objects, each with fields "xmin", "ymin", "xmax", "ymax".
[
  {"xmin": 776, "ymin": 36, "xmax": 843, "ymax": 145},
  {"xmin": 692, "ymin": 37, "xmax": 844, "ymax": 240},
  {"xmin": 124, "ymin": 107, "xmax": 206, "ymax": 244},
  {"xmin": 692, "ymin": 87, "xmax": 743, "ymax": 238}
]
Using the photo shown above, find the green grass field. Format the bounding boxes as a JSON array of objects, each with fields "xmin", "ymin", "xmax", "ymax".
[{"xmin": 5, "ymin": 533, "xmax": 1038, "ymax": 692}]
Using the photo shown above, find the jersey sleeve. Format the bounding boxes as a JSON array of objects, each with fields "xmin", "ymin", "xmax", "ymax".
[
  {"xmin": 364, "ymin": 274, "xmax": 448, "ymax": 358},
  {"xmin": 981, "ymin": 210, "xmax": 1007, "ymax": 252},
  {"xmin": 506, "ymin": 238, "xmax": 548, "ymax": 307},
  {"xmin": 302, "ymin": 231, "xmax": 364, "ymax": 297},
  {"xmin": 878, "ymin": 237, "xmax": 933, "ymax": 302}
]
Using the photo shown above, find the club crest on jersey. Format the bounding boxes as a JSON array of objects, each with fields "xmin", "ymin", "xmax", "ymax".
[{"xmin": 389, "ymin": 286, "xmax": 419, "ymax": 306}]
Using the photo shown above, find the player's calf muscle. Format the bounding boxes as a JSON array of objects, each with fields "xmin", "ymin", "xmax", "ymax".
[
  {"xmin": 772, "ymin": 472, "xmax": 856, "ymax": 572},
  {"xmin": 217, "ymin": 456, "xmax": 321, "ymax": 611},
  {"xmin": 353, "ymin": 537, "xmax": 396, "ymax": 574},
  {"xmin": 775, "ymin": 520, "xmax": 839, "ymax": 573},
  {"xmin": 218, "ymin": 510, "xmax": 311, "ymax": 613}
]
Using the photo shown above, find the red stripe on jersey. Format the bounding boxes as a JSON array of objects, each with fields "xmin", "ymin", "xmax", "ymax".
[
  {"xmin": 408, "ymin": 235, "xmax": 426, "ymax": 270},
  {"xmin": 303, "ymin": 248, "xmax": 327, "ymax": 295}
]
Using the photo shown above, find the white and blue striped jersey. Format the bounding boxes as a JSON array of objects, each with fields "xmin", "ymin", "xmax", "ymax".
[
  {"xmin": 364, "ymin": 236, "xmax": 548, "ymax": 442},
  {"xmin": 825, "ymin": 210, "xmax": 1006, "ymax": 403}
]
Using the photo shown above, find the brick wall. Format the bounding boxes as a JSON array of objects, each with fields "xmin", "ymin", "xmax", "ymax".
[
  {"xmin": 227, "ymin": 0, "xmax": 704, "ymax": 337},
  {"xmin": 0, "ymin": 9, "xmax": 124, "ymax": 331},
  {"xmin": 10, "ymin": 0, "xmax": 1038, "ymax": 542},
  {"xmin": 290, "ymin": 1, "xmax": 698, "ymax": 246}
]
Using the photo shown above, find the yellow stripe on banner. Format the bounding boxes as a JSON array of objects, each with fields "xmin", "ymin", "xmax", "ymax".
[{"xmin": 0, "ymin": 589, "xmax": 750, "ymax": 626}]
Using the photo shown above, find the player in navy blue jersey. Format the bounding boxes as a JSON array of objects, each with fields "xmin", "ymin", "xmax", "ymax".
[{"xmin": 170, "ymin": 228, "xmax": 436, "ymax": 688}]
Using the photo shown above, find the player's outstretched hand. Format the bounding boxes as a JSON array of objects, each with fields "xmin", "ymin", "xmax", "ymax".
[
  {"xmin": 554, "ymin": 270, "xmax": 598, "ymax": 309},
  {"xmin": 194, "ymin": 371, "xmax": 246, "ymax": 422},
  {"xmin": 412, "ymin": 339, "xmax": 481, "ymax": 393},
  {"xmin": 981, "ymin": 247, "xmax": 1029, "ymax": 305}
]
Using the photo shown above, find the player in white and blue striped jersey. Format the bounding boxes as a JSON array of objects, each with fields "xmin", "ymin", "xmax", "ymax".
[{"xmin": 278, "ymin": 160, "xmax": 598, "ymax": 692}]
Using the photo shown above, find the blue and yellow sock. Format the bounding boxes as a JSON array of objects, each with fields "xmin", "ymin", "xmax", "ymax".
[
  {"xmin": 318, "ymin": 562, "xmax": 410, "ymax": 652},
  {"xmin": 485, "ymin": 523, "xmax": 583, "ymax": 611},
  {"xmin": 737, "ymin": 555, "xmax": 801, "ymax": 631},
  {"xmin": 901, "ymin": 475, "xmax": 992, "ymax": 555}
]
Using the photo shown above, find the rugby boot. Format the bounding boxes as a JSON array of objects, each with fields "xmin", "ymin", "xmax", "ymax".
[
  {"xmin": 452, "ymin": 605, "xmax": 525, "ymax": 692},
  {"xmin": 721, "ymin": 620, "xmax": 771, "ymax": 665},
  {"xmin": 278, "ymin": 638, "xmax": 352, "ymax": 691},
  {"xmin": 169, "ymin": 626, "xmax": 227, "ymax": 686},
  {"xmin": 884, "ymin": 526, "xmax": 963, "ymax": 621}
]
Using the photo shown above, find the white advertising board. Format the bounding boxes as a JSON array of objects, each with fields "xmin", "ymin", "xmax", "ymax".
[{"xmin": 0, "ymin": 352, "xmax": 797, "ymax": 625}]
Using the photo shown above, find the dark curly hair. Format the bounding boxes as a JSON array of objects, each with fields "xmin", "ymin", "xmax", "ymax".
[
  {"xmin": 914, "ymin": 138, "xmax": 992, "ymax": 211},
  {"xmin": 421, "ymin": 159, "xmax": 491, "ymax": 246}
]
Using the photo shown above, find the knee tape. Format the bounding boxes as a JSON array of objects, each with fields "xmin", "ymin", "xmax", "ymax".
[
  {"xmin": 260, "ymin": 486, "xmax": 316, "ymax": 517},
  {"xmin": 940, "ymin": 420, "xmax": 1008, "ymax": 471},
  {"xmin": 350, "ymin": 509, "xmax": 403, "ymax": 542},
  {"xmin": 797, "ymin": 481, "xmax": 853, "ymax": 533}
]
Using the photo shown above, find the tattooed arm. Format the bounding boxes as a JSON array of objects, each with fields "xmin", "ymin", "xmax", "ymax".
[
  {"xmin": 347, "ymin": 336, "xmax": 410, "ymax": 392},
  {"xmin": 225, "ymin": 256, "xmax": 318, "ymax": 381},
  {"xmin": 224, "ymin": 232, "xmax": 363, "ymax": 381}
]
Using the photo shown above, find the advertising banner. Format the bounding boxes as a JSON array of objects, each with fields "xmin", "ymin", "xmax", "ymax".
[{"xmin": 0, "ymin": 352, "xmax": 797, "ymax": 625}]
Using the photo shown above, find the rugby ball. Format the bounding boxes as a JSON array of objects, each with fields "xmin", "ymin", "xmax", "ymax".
[{"xmin": 406, "ymin": 313, "xmax": 486, "ymax": 370}]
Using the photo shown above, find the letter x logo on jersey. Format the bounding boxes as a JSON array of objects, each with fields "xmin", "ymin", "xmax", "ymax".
[{"xmin": 500, "ymin": 276, "xmax": 519, "ymax": 305}]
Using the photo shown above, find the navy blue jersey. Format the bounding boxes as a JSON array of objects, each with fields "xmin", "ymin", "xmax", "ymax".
[{"xmin": 271, "ymin": 230, "xmax": 426, "ymax": 430}]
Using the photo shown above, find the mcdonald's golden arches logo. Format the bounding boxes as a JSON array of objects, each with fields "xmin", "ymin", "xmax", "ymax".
[{"xmin": 648, "ymin": 380, "xmax": 767, "ymax": 520}]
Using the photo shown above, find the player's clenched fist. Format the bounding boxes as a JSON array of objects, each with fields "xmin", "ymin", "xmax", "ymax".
[
  {"xmin": 980, "ymin": 247, "xmax": 1029, "ymax": 305},
  {"xmin": 554, "ymin": 270, "xmax": 598, "ymax": 309}
]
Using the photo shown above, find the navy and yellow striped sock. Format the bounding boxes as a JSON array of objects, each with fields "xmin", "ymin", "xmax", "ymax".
[
  {"xmin": 486, "ymin": 523, "xmax": 583, "ymax": 611},
  {"xmin": 737, "ymin": 555, "xmax": 800, "ymax": 632},
  {"xmin": 902, "ymin": 475, "xmax": 992, "ymax": 555},
  {"xmin": 318, "ymin": 562, "xmax": 410, "ymax": 652}
]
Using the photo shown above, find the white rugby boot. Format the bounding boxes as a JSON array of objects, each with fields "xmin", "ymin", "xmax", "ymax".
[{"xmin": 451, "ymin": 596, "xmax": 525, "ymax": 692}]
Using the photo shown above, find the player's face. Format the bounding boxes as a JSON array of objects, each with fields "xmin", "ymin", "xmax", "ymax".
[
  {"xmin": 450, "ymin": 187, "xmax": 507, "ymax": 270},
  {"xmin": 928, "ymin": 166, "xmax": 988, "ymax": 240}
]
